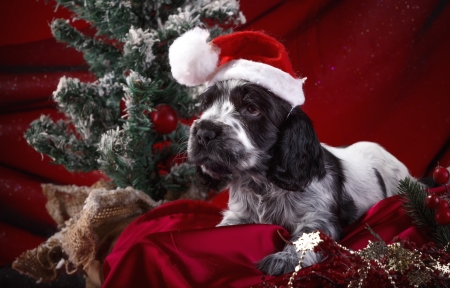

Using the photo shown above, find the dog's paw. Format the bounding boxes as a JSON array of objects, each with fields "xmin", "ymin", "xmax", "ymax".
[
  {"xmin": 257, "ymin": 251, "xmax": 299, "ymax": 276},
  {"xmin": 258, "ymin": 250, "xmax": 323, "ymax": 276}
]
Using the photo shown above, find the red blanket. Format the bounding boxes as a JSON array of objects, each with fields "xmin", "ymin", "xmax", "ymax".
[{"xmin": 103, "ymin": 194, "xmax": 430, "ymax": 287}]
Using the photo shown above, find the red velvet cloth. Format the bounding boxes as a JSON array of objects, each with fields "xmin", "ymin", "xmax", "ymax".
[
  {"xmin": 340, "ymin": 195, "xmax": 431, "ymax": 249},
  {"xmin": 103, "ymin": 195, "xmax": 431, "ymax": 287},
  {"xmin": 103, "ymin": 200, "xmax": 290, "ymax": 287}
]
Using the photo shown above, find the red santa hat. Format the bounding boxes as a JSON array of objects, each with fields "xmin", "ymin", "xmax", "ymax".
[{"xmin": 169, "ymin": 27, "xmax": 306, "ymax": 107}]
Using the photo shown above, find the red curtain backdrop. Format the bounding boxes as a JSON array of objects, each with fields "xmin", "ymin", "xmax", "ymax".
[{"xmin": 0, "ymin": 0, "xmax": 449, "ymax": 278}]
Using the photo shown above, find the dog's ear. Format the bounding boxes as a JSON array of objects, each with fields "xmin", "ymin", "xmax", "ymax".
[
  {"xmin": 268, "ymin": 106, "xmax": 326, "ymax": 191},
  {"xmin": 195, "ymin": 166, "xmax": 228, "ymax": 192}
]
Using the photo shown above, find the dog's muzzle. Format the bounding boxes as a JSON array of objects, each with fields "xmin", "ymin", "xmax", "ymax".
[
  {"xmin": 188, "ymin": 119, "xmax": 240, "ymax": 176},
  {"xmin": 195, "ymin": 120, "xmax": 223, "ymax": 147}
]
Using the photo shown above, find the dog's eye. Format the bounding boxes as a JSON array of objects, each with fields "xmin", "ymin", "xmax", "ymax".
[{"xmin": 246, "ymin": 105, "xmax": 260, "ymax": 116}]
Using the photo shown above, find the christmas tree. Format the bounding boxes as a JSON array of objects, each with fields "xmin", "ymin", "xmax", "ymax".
[{"xmin": 24, "ymin": 0, "xmax": 245, "ymax": 200}]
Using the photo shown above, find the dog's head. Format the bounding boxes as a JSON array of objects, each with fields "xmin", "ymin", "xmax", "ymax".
[{"xmin": 188, "ymin": 80, "xmax": 326, "ymax": 191}]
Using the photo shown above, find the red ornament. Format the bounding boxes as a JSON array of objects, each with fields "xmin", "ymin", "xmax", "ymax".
[
  {"xmin": 435, "ymin": 206, "xmax": 450, "ymax": 225},
  {"xmin": 150, "ymin": 104, "xmax": 178, "ymax": 134},
  {"xmin": 433, "ymin": 165, "xmax": 450, "ymax": 185},
  {"xmin": 425, "ymin": 193, "xmax": 441, "ymax": 209}
]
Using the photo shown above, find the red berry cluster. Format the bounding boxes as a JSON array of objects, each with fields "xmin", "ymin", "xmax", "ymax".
[{"xmin": 425, "ymin": 165, "xmax": 450, "ymax": 225}]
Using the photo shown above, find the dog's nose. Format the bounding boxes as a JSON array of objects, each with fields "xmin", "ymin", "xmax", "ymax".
[
  {"xmin": 197, "ymin": 129, "xmax": 216, "ymax": 146},
  {"xmin": 196, "ymin": 120, "xmax": 222, "ymax": 147}
]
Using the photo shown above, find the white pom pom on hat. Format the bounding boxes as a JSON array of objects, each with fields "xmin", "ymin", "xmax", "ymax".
[
  {"xmin": 169, "ymin": 27, "xmax": 220, "ymax": 86},
  {"xmin": 168, "ymin": 28, "xmax": 306, "ymax": 107}
]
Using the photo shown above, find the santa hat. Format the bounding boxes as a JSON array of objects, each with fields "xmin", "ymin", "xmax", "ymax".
[{"xmin": 169, "ymin": 27, "xmax": 306, "ymax": 107}]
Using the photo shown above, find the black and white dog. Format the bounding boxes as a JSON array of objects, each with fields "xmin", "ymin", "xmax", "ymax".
[{"xmin": 187, "ymin": 79, "xmax": 410, "ymax": 275}]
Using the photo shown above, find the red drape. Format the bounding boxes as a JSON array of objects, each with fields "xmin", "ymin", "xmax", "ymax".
[{"xmin": 0, "ymin": 0, "xmax": 449, "ymax": 281}]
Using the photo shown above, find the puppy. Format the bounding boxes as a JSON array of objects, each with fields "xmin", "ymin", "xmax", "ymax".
[{"xmin": 187, "ymin": 79, "xmax": 411, "ymax": 276}]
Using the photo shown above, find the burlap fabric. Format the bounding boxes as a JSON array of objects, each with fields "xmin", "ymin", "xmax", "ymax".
[{"xmin": 12, "ymin": 181, "xmax": 158, "ymax": 284}]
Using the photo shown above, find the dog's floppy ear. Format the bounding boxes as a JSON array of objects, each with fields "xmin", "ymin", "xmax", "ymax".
[
  {"xmin": 268, "ymin": 106, "xmax": 325, "ymax": 191},
  {"xmin": 195, "ymin": 166, "xmax": 228, "ymax": 192}
]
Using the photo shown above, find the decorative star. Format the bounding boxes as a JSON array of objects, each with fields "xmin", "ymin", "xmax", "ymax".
[{"xmin": 292, "ymin": 231, "xmax": 323, "ymax": 252}]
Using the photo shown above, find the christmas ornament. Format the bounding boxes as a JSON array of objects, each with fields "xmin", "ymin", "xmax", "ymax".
[
  {"xmin": 435, "ymin": 206, "xmax": 450, "ymax": 225},
  {"xmin": 149, "ymin": 104, "xmax": 178, "ymax": 134},
  {"xmin": 425, "ymin": 193, "xmax": 440, "ymax": 209},
  {"xmin": 433, "ymin": 165, "xmax": 450, "ymax": 185},
  {"xmin": 435, "ymin": 198, "xmax": 450, "ymax": 225},
  {"xmin": 439, "ymin": 198, "xmax": 449, "ymax": 210}
]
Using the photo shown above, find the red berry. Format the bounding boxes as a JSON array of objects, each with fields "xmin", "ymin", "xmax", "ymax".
[
  {"xmin": 439, "ymin": 199, "xmax": 449, "ymax": 210},
  {"xmin": 433, "ymin": 166, "xmax": 450, "ymax": 185},
  {"xmin": 435, "ymin": 207, "xmax": 450, "ymax": 225},
  {"xmin": 150, "ymin": 104, "xmax": 178, "ymax": 134},
  {"xmin": 425, "ymin": 193, "xmax": 441, "ymax": 209}
]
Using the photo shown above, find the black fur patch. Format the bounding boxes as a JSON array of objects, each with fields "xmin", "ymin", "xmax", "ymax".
[
  {"xmin": 229, "ymin": 82, "xmax": 292, "ymax": 153},
  {"xmin": 374, "ymin": 168, "xmax": 387, "ymax": 198},
  {"xmin": 323, "ymin": 148, "xmax": 358, "ymax": 228},
  {"xmin": 195, "ymin": 166, "xmax": 228, "ymax": 191},
  {"xmin": 268, "ymin": 107, "xmax": 326, "ymax": 191}
]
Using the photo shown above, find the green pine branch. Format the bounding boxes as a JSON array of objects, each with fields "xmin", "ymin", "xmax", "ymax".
[
  {"xmin": 399, "ymin": 178, "xmax": 450, "ymax": 251},
  {"xmin": 51, "ymin": 19, "xmax": 124, "ymax": 78},
  {"xmin": 24, "ymin": 115, "xmax": 100, "ymax": 171},
  {"xmin": 53, "ymin": 75, "xmax": 123, "ymax": 142},
  {"xmin": 56, "ymin": 0, "xmax": 139, "ymax": 40}
]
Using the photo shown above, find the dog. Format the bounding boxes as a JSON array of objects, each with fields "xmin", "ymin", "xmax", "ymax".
[{"xmin": 187, "ymin": 79, "xmax": 411, "ymax": 276}]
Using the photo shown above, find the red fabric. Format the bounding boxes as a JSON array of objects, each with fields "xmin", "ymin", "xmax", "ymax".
[
  {"xmin": 340, "ymin": 195, "xmax": 431, "ymax": 249},
  {"xmin": 103, "ymin": 195, "xmax": 431, "ymax": 287},
  {"xmin": 213, "ymin": 31, "xmax": 296, "ymax": 77},
  {"xmin": 0, "ymin": 222, "xmax": 45, "ymax": 266},
  {"xmin": 0, "ymin": 1, "xmax": 89, "ymax": 46},
  {"xmin": 0, "ymin": 166, "xmax": 56, "ymax": 228},
  {"xmin": 103, "ymin": 200, "xmax": 290, "ymax": 287},
  {"xmin": 0, "ymin": 37, "xmax": 87, "ymax": 67},
  {"xmin": 0, "ymin": 109, "xmax": 107, "ymax": 186},
  {"xmin": 0, "ymin": 72, "xmax": 95, "ymax": 106}
]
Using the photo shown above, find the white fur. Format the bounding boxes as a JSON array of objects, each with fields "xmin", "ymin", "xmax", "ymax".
[
  {"xmin": 323, "ymin": 142, "xmax": 410, "ymax": 216},
  {"xmin": 209, "ymin": 59, "xmax": 306, "ymax": 107},
  {"xmin": 169, "ymin": 27, "xmax": 219, "ymax": 86},
  {"xmin": 200, "ymin": 98, "xmax": 254, "ymax": 151}
]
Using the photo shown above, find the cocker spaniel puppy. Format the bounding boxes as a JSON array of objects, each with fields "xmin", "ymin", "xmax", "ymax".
[
  {"xmin": 187, "ymin": 79, "xmax": 410, "ymax": 275},
  {"xmin": 169, "ymin": 28, "xmax": 411, "ymax": 276}
]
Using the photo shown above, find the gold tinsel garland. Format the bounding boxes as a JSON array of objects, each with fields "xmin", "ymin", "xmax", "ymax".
[{"xmin": 284, "ymin": 228, "xmax": 450, "ymax": 288}]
